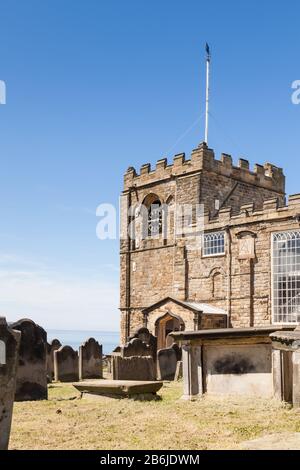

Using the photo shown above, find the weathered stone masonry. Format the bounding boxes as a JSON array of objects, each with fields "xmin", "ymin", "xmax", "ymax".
[{"xmin": 119, "ymin": 141, "xmax": 297, "ymax": 344}]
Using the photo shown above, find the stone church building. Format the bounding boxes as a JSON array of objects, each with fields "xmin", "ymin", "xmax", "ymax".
[{"xmin": 120, "ymin": 142, "xmax": 300, "ymax": 347}]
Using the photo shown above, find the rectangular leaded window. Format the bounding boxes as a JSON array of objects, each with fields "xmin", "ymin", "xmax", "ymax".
[
  {"xmin": 203, "ymin": 231, "xmax": 225, "ymax": 256},
  {"xmin": 272, "ymin": 231, "xmax": 300, "ymax": 323}
]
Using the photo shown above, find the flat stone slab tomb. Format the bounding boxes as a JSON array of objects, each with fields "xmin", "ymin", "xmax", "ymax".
[{"xmin": 72, "ymin": 379, "xmax": 163, "ymax": 400}]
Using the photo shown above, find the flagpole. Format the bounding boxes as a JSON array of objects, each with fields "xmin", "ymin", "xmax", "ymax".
[{"xmin": 205, "ymin": 43, "xmax": 210, "ymax": 144}]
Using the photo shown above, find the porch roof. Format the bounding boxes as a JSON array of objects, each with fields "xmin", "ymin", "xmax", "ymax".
[
  {"xmin": 181, "ymin": 300, "xmax": 227, "ymax": 315},
  {"xmin": 142, "ymin": 296, "xmax": 227, "ymax": 315}
]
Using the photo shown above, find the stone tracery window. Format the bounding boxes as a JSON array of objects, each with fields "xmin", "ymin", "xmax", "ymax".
[{"xmin": 273, "ymin": 231, "xmax": 300, "ymax": 324}]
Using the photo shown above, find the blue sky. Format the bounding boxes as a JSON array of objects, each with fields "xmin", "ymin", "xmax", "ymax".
[{"xmin": 0, "ymin": 0, "xmax": 299, "ymax": 331}]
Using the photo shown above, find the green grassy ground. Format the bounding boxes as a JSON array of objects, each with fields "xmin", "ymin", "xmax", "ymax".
[{"xmin": 9, "ymin": 381, "xmax": 300, "ymax": 450}]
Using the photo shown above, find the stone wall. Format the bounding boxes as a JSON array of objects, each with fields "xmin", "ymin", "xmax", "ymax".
[
  {"xmin": 129, "ymin": 246, "xmax": 175, "ymax": 308},
  {"xmin": 201, "ymin": 314, "xmax": 227, "ymax": 329}
]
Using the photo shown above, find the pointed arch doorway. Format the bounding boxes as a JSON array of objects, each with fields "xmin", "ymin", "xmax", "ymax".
[{"xmin": 155, "ymin": 312, "xmax": 185, "ymax": 350}]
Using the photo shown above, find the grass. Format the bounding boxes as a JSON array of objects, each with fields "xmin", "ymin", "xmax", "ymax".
[{"xmin": 9, "ymin": 381, "xmax": 300, "ymax": 450}]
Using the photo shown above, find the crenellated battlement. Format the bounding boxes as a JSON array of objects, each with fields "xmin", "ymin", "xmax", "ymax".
[
  {"xmin": 201, "ymin": 193, "xmax": 300, "ymax": 229},
  {"xmin": 123, "ymin": 142, "xmax": 285, "ymax": 194}
]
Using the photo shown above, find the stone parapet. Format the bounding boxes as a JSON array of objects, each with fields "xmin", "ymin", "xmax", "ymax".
[
  {"xmin": 200, "ymin": 194, "xmax": 300, "ymax": 231},
  {"xmin": 123, "ymin": 142, "xmax": 285, "ymax": 194}
]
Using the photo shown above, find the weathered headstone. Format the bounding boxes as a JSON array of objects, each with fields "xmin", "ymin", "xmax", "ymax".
[
  {"xmin": 130, "ymin": 327, "xmax": 157, "ymax": 361},
  {"xmin": 47, "ymin": 339, "xmax": 61, "ymax": 382},
  {"xmin": 112, "ymin": 355, "xmax": 156, "ymax": 381},
  {"xmin": 79, "ymin": 338, "xmax": 102, "ymax": 380},
  {"xmin": 157, "ymin": 346, "xmax": 178, "ymax": 380},
  {"xmin": 121, "ymin": 337, "xmax": 151, "ymax": 357},
  {"xmin": 0, "ymin": 317, "xmax": 21, "ymax": 450},
  {"xmin": 11, "ymin": 318, "xmax": 48, "ymax": 401},
  {"xmin": 111, "ymin": 335, "xmax": 157, "ymax": 381},
  {"xmin": 54, "ymin": 345, "xmax": 79, "ymax": 382}
]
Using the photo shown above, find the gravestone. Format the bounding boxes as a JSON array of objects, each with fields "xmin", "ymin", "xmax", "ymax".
[
  {"xmin": 121, "ymin": 338, "xmax": 151, "ymax": 357},
  {"xmin": 0, "ymin": 317, "xmax": 21, "ymax": 450},
  {"xmin": 112, "ymin": 355, "xmax": 156, "ymax": 381},
  {"xmin": 54, "ymin": 345, "xmax": 79, "ymax": 382},
  {"xmin": 157, "ymin": 346, "xmax": 178, "ymax": 380},
  {"xmin": 11, "ymin": 318, "xmax": 48, "ymax": 401},
  {"xmin": 111, "ymin": 336, "xmax": 157, "ymax": 381},
  {"xmin": 79, "ymin": 338, "xmax": 102, "ymax": 380},
  {"xmin": 130, "ymin": 327, "xmax": 157, "ymax": 361},
  {"xmin": 47, "ymin": 339, "xmax": 61, "ymax": 382}
]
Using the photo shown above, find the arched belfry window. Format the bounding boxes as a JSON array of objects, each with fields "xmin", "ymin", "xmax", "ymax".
[
  {"xmin": 142, "ymin": 194, "xmax": 162, "ymax": 238},
  {"xmin": 148, "ymin": 199, "xmax": 162, "ymax": 237}
]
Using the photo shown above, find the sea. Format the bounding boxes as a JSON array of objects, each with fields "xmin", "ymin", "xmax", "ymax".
[{"xmin": 47, "ymin": 329, "xmax": 119, "ymax": 355}]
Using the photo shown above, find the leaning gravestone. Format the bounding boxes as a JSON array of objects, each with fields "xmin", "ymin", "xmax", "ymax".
[
  {"xmin": 10, "ymin": 318, "xmax": 48, "ymax": 401},
  {"xmin": 54, "ymin": 345, "xmax": 79, "ymax": 382},
  {"xmin": 157, "ymin": 346, "xmax": 178, "ymax": 380},
  {"xmin": 47, "ymin": 339, "xmax": 62, "ymax": 382},
  {"xmin": 0, "ymin": 317, "xmax": 21, "ymax": 450},
  {"xmin": 79, "ymin": 338, "xmax": 102, "ymax": 380}
]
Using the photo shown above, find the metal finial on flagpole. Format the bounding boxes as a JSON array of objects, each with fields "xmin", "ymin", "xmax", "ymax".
[{"xmin": 205, "ymin": 43, "xmax": 211, "ymax": 145}]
